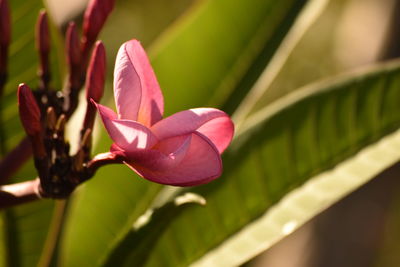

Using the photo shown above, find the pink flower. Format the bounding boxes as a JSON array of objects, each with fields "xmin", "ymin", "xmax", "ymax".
[{"xmin": 93, "ymin": 40, "xmax": 234, "ymax": 186}]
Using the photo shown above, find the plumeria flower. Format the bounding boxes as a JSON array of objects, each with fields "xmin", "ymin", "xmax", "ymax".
[{"xmin": 93, "ymin": 40, "xmax": 234, "ymax": 186}]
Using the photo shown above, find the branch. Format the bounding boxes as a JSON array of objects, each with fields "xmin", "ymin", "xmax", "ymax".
[
  {"xmin": 0, "ymin": 179, "xmax": 41, "ymax": 209},
  {"xmin": 0, "ymin": 137, "xmax": 32, "ymax": 184}
]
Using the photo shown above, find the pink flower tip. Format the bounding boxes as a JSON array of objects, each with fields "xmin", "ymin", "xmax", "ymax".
[
  {"xmin": 82, "ymin": 0, "xmax": 115, "ymax": 45},
  {"xmin": 95, "ymin": 39, "xmax": 235, "ymax": 187},
  {"xmin": 85, "ymin": 41, "xmax": 106, "ymax": 102},
  {"xmin": 17, "ymin": 83, "xmax": 42, "ymax": 136}
]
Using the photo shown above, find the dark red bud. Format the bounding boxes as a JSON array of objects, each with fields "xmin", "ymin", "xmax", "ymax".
[
  {"xmin": 0, "ymin": 0, "xmax": 11, "ymax": 47},
  {"xmin": 18, "ymin": 84, "xmax": 41, "ymax": 136},
  {"xmin": 36, "ymin": 10, "xmax": 51, "ymax": 90},
  {"xmin": 82, "ymin": 0, "xmax": 115, "ymax": 45},
  {"xmin": 66, "ymin": 22, "xmax": 81, "ymax": 67},
  {"xmin": 36, "ymin": 10, "xmax": 50, "ymax": 56},
  {"xmin": 85, "ymin": 41, "xmax": 106, "ymax": 102},
  {"xmin": 0, "ymin": 0, "xmax": 11, "ymax": 81}
]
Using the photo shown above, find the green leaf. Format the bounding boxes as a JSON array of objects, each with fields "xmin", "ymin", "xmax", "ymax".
[
  {"xmin": 0, "ymin": 200, "xmax": 55, "ymax": 267},
  {"xmin": 58, "ymin": 165, "xmax": 162, "ymax": 267},
  {"xmin": 103, "ymin": 193, "xmax": 206, "ymax": 267},
  {"xmin": 135, "ymin": 59, "xmax": 400, "ymax": 266},
  {"xmin": 59, "ymin": 0, "xmax": 309, "ymax": 265},
  {"xmin": 150, "ymin": 0, "xmax": 309, "ymax": 115},
  {"xmin": 231, "ymin": 0, "xmax": 329, "ymax": 127}
]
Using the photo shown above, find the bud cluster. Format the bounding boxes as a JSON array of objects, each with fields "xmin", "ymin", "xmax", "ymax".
[{"xmin": 2, "ymin": 0, "xmax": 115, "ymax": 198}]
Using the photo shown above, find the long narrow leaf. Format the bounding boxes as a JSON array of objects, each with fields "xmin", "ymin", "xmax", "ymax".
[
  {"xmin": 137, "ymin": 59, "xmax": 400, "ymax": 266},
  {"xmin": 150, "ymin": 0, "xmax": 309, "ymax": 115}
]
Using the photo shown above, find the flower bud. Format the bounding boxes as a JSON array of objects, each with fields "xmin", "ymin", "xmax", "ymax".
[
  {"xmin": 82, "ymin": 0, "xmax": 115, "ymax": 47},
  {"xmin": 85, "ymin": 41, "xmax": 106, "ymax": 102},
  {"xmin": 36, "ymin": 10, "xmax": 50, "ymax": 56},
  {"xmin": 0, "ymin": 0, "xmax": 11, "ymax": 47},
  {"xmin": 18, "ymin": 84, "xmax": 41, "ymax": 136},
  {"xmin": 0, "ymin": 0, "xmax": 11, "ymax": 82},
  {"xmin": 66, "ymin": 22, "xmax": 81, "ymax": 68},
  {"xmin": 36, "ymin": 10, "xmax": 51, "ymax": 89}
]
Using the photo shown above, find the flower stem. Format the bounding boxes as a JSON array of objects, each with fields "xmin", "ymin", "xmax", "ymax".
[{"xmin": 38, "ymin": 200, "xmax": 68, "ymax": 267}]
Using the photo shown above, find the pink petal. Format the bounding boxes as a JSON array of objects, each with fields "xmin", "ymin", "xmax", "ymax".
[
  {"xmin": 113, "ymin": 40, "xmax": 163, "ymax": 126},
  {"xmin": 124, "ymin": 132, "xmax": 222, "ymax": 186},
  {"xmin": 122, "ymin": 135, "xmax": 191, "ymax": 171},
  {"xmin": 96, "ymin": 103, "xmax": 157, "ymax": 151},
  {"xmin": 93, "ymin": 100, "xmax": 117, "ymax": 119},
  {"xmin": 151, "ymin": 108, "xmax": 234, "ymax": 153}
]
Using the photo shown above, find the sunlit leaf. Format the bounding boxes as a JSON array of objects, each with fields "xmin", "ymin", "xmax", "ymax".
[
  {"xmin": 150, "ymin": 0, "xmax": 309, "ymax": 115},
  {"xmin": 103, "ymin": 193, "xmax": 206, "ymax": 267},
  {"xmin": 138, "ymin": 59, "xmax": 400, "ymax": 266}
]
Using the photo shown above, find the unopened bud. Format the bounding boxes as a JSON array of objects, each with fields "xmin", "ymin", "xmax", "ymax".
[
  {"xmin": 18, "ymin": 84, "xmax": 41, "ymax": 136},
  {"xmin": 0, "ymin": 0, "xmax": 11, "ymax": 47},
  {"xmin": 0, "ymin": 0, "xmax": 11, "ymax": 85},
  {"xmin": 36, "ymin": 10, "xmax": 50, "ymax": 55},
  {"xmin": 36, "ymin": 10, "xmax": 51, "ymax": 90},
  {"xmin": 66, "ymin": 22, "xmax": 81, "ymax": 67},
  {"xmin": 82, "ymin": 0, "xmax": 115, "ymax": 47},
  {"xmin": 85, "ymin": 41, "xmax": 105, "ymax": 102}
]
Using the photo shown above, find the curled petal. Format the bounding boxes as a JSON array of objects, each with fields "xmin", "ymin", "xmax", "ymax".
[
  {"xmin": 93, "ymin": 100, "xmax": 117, "ymax": 119},
  {"xmin": 124, "ymin": 132, "xmax": 222, "ymax": 186},
  {"xmin": 151, "ymin": 108, "xmax": 234, "ymax": 153},
  {"xmin": 113, "ymin": 43, "xmax": 141, "ymax": 121},
  {"xmin": 96, "ymin": 103, "xmax": 157, "ymax": 151},
  {"xmin": 114, "ymin": 40, "xmax": 163, "ymax": 126}
]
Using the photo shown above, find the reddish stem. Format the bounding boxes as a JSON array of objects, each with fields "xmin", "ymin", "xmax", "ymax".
[
  {"xmin": 87, "ymin": 152, "xmax": 124, "ymax": 173},
  {"xmin": 0, "ymin": 137, "xmax": 32, "ymax": 184}
]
